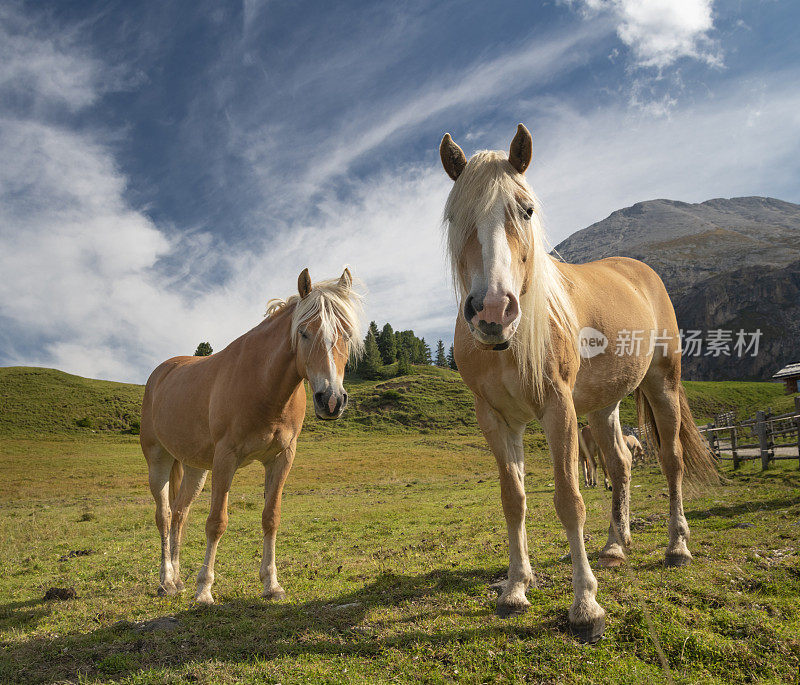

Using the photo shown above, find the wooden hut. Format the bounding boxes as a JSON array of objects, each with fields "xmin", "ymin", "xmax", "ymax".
[{"xmin": 772, "ymin": 362, "xmax": 800, "ymax": 394}]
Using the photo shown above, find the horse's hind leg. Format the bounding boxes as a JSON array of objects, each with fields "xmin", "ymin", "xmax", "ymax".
[
  {"xmin": 145, "ymin": 446, "xmax": 178, "ymax": 595},
  {"xmin": 595, "ymin": 444, "xmax": 611, "ymax": 490},
  {"xmin": 260, "ymin": 443, "xmax": 296, "ymax": 600},
  {"xmin": 640, "ymin": 374, "xmax": 692, "ymax": 567},
  {"xmin": 580, "ymin": 451, "xmax": 591, "ymax": 487},
  {"xmin": 588, "ymin": 403, "xmax": 632, "ymax": 568},
  {"xmin": 588, "ymin": 451, "xmax": 598, "ymax": 487},
  {"xmin": 195, "ymin": 444, "xmax": 237, "ymax": 604},
  {"xmin": 169, "ymin": 465, "xmax": 208, "ymax": 592}
]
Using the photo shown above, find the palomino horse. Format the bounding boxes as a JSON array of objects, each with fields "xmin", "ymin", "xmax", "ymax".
[
  {"xmin": 579, "ymin": 426, "xmax": 645, "ymax": 489},
  {"xmin": 578, "ymin": 425, "xmax": 608, "ymax": 489},
  {"xmin": 625, "ymin": 433, "xmax": 646, "ymax": 467},
  {"xmin": 439, "ymin": 124, "xmax": 717, "ymax": 642},
  {"xmin": 140, "ymin": 268, "xmax": 364, "ymax": 604}
]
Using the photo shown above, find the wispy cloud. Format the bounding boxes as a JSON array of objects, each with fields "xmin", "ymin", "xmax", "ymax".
[
  {"xmin": 1, "ymin": 1, "xmax": 798, "ymax": 383},
  {"xmin": 567, "ymin": 0, "xmax": 721, "ymax": 69}
]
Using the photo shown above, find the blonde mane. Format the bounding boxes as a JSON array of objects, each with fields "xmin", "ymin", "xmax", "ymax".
[
  {"xmin": 265, "ymin": 277, "xmax": 365, "ymax": 360},
  {"xmin": 443, "ymin": 150, "xmax": 578, "ymax": 399}
]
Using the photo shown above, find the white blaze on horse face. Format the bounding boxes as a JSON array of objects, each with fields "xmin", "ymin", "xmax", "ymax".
[
  {"xmin": 467, "ymin": 198, "xmax": 522, "ymax": 342},
  {"xmin": 304, "ymin": 331, "xmax": 347, "ymax": 420}
]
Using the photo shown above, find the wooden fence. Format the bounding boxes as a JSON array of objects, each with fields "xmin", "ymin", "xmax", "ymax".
[{"xmin": 697, "ymin": 395, "xmax": 800, "ymax": 470}]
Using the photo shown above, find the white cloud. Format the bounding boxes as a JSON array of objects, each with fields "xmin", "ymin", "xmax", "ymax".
[
  {"xmin": 570, "ymin": 0, "xmax": 721, "ymax": 69},
  {"xmin": 2, "ymin": 4, "xmax": 798, "ymax": 385},
  {"xmin": 526, "ymin": 77, "xmax": 800, "ymax": 241},
  {"xmin": 0, "ymin": 6, "xmax": 99, "ymax": 111},
  {"xmin": 240, "ymin": 21, "xmax": 610, "ymax": 200}
]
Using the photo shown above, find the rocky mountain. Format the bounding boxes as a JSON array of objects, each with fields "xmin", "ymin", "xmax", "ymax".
[{"xmin": 554, "ymin": 197, "xmax": 800, "ymax": 381}]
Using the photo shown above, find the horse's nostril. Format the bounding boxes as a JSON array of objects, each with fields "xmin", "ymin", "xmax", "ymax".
[
  {"xmin": 464, "ymin": 295, "xmax": 477, "ymax": 322},
  {"xmin": 314, "ymin": 391, "xmax": 325, "ymax": 407},
  {"xmin": 341, "ymin": 392, "xmax": 348, "ymax": 407}
]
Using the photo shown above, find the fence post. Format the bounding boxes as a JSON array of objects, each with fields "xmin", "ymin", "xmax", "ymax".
[
  {"xmin": 730, "ymin": 423, "xmax": 739, "ymax": 469},
  {"xmin": 756, "ymin": 410, "xmax": 770, "ymax": 470},
  {"xmin": 794, "ymin": 396, "xmax": 800, "ymax": 470},
  {"xmin": 705, "ymin": 422, "xmax": 715, "ymax": 457}
]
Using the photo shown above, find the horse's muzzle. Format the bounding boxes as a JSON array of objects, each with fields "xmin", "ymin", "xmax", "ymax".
[{"xmin": 313, "ymin": 389, "xmax": 348, "ymax": 420}]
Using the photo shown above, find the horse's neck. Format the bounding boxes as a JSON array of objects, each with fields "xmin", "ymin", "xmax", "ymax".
[{"xmin": 238, "ymin": 308, "xmax": 303, "ymax": 407}]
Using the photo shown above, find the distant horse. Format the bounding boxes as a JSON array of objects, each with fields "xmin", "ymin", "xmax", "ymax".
[
  {"xmin": 578, "ymin": 425, "xmax": 608, "ymax": 489},
  {"xmin": 439, "ymin": 124, "xmax": 717, "ymax": 642},
  {"xmin": 140, "ymin": 268, "xmax": 364, "ymax": 604},
  {"xmin": 625, "ymin": 433, "xmax": 646, "ymax": 467},
  {"xmin": 579, "ymin": 427, "xmax": 645, "ymax": 489}
]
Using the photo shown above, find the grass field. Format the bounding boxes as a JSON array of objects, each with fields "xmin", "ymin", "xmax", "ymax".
[{"xmin": 1, "ymin": 367, "xmax": 799, "ymax": 683}]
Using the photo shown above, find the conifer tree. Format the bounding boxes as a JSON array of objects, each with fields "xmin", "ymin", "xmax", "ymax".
[
  {"xmin": 447, "ymin": 344, "xmax": 458, "ymax": 371},
  {"xmin": 397, "ymin": 349, "xmax": 412, "ymax": 376},
  {"xmin": 435, "ymin": 340, "xmax": 447, "ymax": 367},
  {"xmin": 420, "ymin": 338, "xmax": 432, "ymax": 365},
  {"xmin": 194, "ymin": 342, "xmax": 213, "ymax": 356},
  {"xmin": 359, "ymin": 330, "xmax": 383, "ymax": 379},
  {"xmin": 377, "ymin": 323, "xmax": 397, "ymax": 364}
]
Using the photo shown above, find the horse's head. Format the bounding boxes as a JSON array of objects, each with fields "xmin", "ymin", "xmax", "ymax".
[
  {"xmin": 627, "ymin": 435, "xmax": 645, "ymax": 462},
  {"xmin": 440, "ymin": 124, "xmax": 536, "ymax": 350},
  {"xmin": 291, "ymin": 267, "xmax": 364, "ymax": 420}
]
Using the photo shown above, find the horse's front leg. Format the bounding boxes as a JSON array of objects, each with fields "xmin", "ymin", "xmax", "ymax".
[
  {"xmin": 542, "ymin": 391, "xmax": 605, "ymax": 643},
  {"xmin": 260, "ymin": 443, "xmax": 296, "ymax": 600},
  {"xmin": 475, "ymin": 398, "xmax": 533, "ymax": 617},
  {"xmin": 195, "ymin": 444, "xmax": 237, "ymax": 605}
]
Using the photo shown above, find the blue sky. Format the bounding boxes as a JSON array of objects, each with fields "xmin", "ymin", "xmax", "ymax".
[{"xmin": 1, "ymin": 0, "xmax": 799, "ymax": 382}]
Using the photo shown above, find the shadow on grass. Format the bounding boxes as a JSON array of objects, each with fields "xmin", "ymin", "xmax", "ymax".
[
  {"xmin": 686, "ymin": 495, "xmax": 798, "ymax": 521},
  {"xmin": 0, "ymin": 567, "xmax": 570, "ymax": 684},
  {"xmin": 0, "ymin": 599, "xmax": 49, "ymax": 633}
]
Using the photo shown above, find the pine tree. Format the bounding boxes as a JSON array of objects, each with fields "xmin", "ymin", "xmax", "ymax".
[
  {"xmin": 368, "ymin": 321, "xmax": 380, "ymax": 339},
  {"xmin": 397, "ymin": 348, "xmax": 412, "ymax": 376},
  {"xmin": 420, "ymin": 338, "xmax": 432, "ymax": 365},
  {"xmin": 447, "ymin": 344, "xmax": 458, "ymax": 371},
  {"xmin": 377, "ymin": 323, "xmax": 397, "ymax": 364},
  {"xmin": 359, "ymin": 330, "xmax": 383, "ymax": 379},
  {"xmin": 194, "ymin": 342, "xmax": 213, "ymax": 356},
  {"xmin": 435, "ymin": 340, "xmax": 447, "ymax": 367}
]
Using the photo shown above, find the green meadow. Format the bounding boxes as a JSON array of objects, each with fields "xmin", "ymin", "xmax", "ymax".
[{"xmin": 1, "ymin": 366, "xmax": 798, "ymax": 683}]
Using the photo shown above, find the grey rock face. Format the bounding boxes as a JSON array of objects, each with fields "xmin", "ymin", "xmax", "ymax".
[{"xmin": 553, "ymin": 197, "xmax": 800, "ymax": 380}]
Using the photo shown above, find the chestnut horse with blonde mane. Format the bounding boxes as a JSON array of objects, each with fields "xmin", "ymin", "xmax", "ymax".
[
  {"xmin": 579, "ymin": 426, "xmax": 645, "ymax": 489},
  {"xmin": 439, "ymin": 124, "xmax": 717, "ymax": 642},
  {"xmin": 140, "ymin": 268, "xmax": 364, "ymax": 604}
]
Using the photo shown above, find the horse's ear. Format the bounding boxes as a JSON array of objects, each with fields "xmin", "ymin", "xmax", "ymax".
[
  {"xmin": 298, "ymin": 268, "xmax": 312, "ymax": 298},
  {"xmin": 338, "ymin": 267, "xmax": 352, "ymax": 290},
  {"xmin": 440, "ymin": 133, "xmax": 466, "ymax": 181},
  {"xmin": 508, "ymin": 123, "xmax": 532, "ymax": 174}
]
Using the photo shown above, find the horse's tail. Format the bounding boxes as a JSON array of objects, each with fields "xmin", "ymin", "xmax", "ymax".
[
  {"xmin": 169, "ymin": 461, "xmax": 184, "ymax": 507},
  {"xmin": 635, "ymin": 385, "xmax": 720, "ymax": 489}
]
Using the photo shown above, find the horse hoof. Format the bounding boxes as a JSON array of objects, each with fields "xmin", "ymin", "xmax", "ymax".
[
  {"xmin": 496, "ymin": 602, "xmax": 529, "ymax": 619},
  {"xmin": 599, "ymin": 554, "xmax": 626, "ymax": 568},
  {"xmin": 194, "ymin": 592, "xmax": 214, "ymax": 605},
  {"xmin": 569, "ymin": 615, "xmax": 605, "ymax": 645},
  {"xmin": 263, "ymin": 588, "xmax": 286, "ymax": 601},
  {"xmin": 157, "ymin": 583, "xmax": 178, "ymax": 597},
  {"xmin": 174, "ymin": 579, "xmax": 185, "ymax": 592},
  {"xmin": 665, "ymin": 553, "xmax": 692, "ymax": 568}
]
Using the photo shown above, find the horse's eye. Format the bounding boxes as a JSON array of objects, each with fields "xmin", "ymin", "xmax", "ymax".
[
  {"xmin": 299, "ymin": 330, "xmax": 309, "ymax": 340},
  {"xmin": 524, "ymin": 206, "xmax": 534, "ymax": 219}
]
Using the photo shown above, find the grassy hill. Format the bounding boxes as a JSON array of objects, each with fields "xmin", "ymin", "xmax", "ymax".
[{"xmin": 0, "ymin": 365, "xmax": 796, "ymax": 439}]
